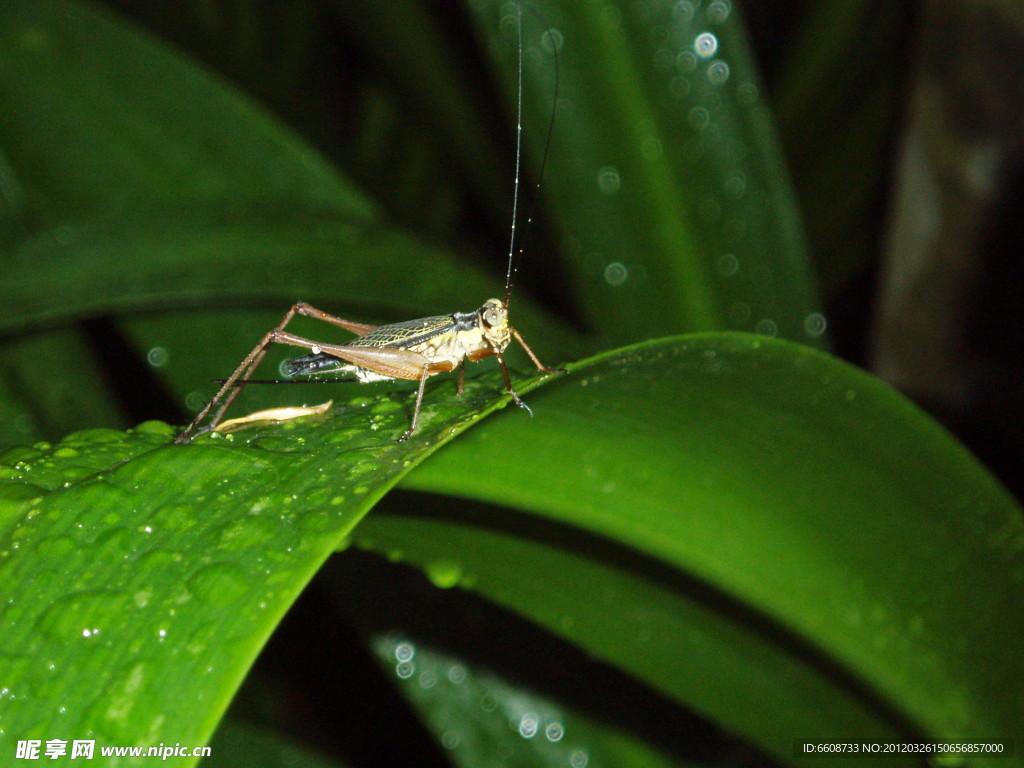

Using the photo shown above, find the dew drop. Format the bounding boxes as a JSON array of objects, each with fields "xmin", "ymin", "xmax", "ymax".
[
  {"xmin": 480, "ymin": 693, "xmax": 498, "ymax": 713},
  {"xmin": 426, "ymin": 559, "xmax": 463, "ymax": 589},
  {"xmin": 418, "ymin": 670, "xmax": 437, "ymax": 689},
  {"xmin": 34, "ymin": 535, "xmax": 76, "ymax": 559},
  {"xmin": 540, "ymin": 27, "xmax": 563, "ymax": 53},
  {"xmin": 707, "ymin": 60, "xmax": 731, "ymax": 85},
  {"xmin": 371, "ymin": 399, "xmax": 402, "ymax": 414},
  {"xmin": 518, "ymin": 712, "xmax": 539, "ymax": 738},
  {"xmin": 804, "ymin": 312, "xmax": 828, "ymax": 338},
  {"xmin": 146, "ymin": 347, "xmax": 168, "ymax": 368},
  {"xmin": 395, "ymin": 641, "xmax": 415, "ymax": 663},
  {"xmin": 185, "ymin": 622, "xmax": 218, "ymax": 656},
  {"xmin": 673, "ymin": 1, "xmax": 695, "ymax": 23},
  {"xmin": 603, "ymin": 262, "xmax": 628, "ymax": 287},
  {"xmin": 185, "ymin": 390, "xmax": 207, "ymax": 411},
  {"xmin": 37, "ymin": 590, "xmax": 123, "ymax": 642},
  {"xmin": 694, "ymin": 32, "xmax": 718, "ymax": 58},
  {"xmin": 596, "ymin": 165, "xmax": 621, "ymax": 195},
  {"xmin": 133, "ymin": 420, "xmax": 175, "ymax": 437},
  {"xmin": 707, "ymin": 0, "xmax": 732, "ymax": 23},
  {"xmin": 213, "ymin": 515, "xmax": 279, "ymax": 551},
  {"xmin": 675, "ymin": 49, "xmax": 697, "ymax": 73},
  {"xmin": 687, "ymin": 106, "xmax": 710, "ymax": 129},
  {"xmin": 187, "ymin": 562, "xmax": 250, "ymax": 605},
  {"xmin": 716, "ymin": 253, "xmax": 739, "ymax": 277},
  {"xmin": 441, "ymin": 730, "xmax": 460, "ymax": 749}
]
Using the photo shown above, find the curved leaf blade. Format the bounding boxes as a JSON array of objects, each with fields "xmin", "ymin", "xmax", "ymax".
[
  {"xmin": 367, "ymin": 631, "xmax": 692, "ymax": 768},
  {"xmin": 0, "ymin": 205, "xmax": 581, "ymax": 348},
  {"xmin": 470, "ymin": 0, "xmax": 824, "ymax": 345},
  {"xmin": 0, "ymin": 371, "xmax": 538, "ymax": 766},
  {"xmin": 0, "ymin": 0, "xmax": 369, "ymax": 227},
  {"xmin": 1, "ymin": 335, "xmax": 1019, "ymax": 766},
  {"xmin": 399, "ymin": 334, "xmax": 1024, "ymax": 761},
  {"xmin": 354, "ymin": 502, "xmax": 915, "ymax": 766}
]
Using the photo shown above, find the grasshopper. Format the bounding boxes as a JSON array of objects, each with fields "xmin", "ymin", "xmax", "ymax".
[{"xmin": 175, "ymin": 1, "xmax": 562, "ymax": 445}]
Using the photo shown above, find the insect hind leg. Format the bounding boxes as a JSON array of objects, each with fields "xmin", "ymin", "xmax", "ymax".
[{"xmin": 175, "ymin": 303, "xmax": 348, "ymax": 444}]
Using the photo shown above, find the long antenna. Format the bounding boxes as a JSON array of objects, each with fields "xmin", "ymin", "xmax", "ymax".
[
  {"xmin": 502, "ymin": 2, "xmax": 560, "ymax": 307},
  {"xmin": 503, "ymin": 0, "xmax": 524, "ymax": 307}
]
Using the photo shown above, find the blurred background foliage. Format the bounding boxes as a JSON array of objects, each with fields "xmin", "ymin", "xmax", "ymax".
[
  {"xmin": 3, "ymin": 0, "xmax": 1021, "ymax": 502},
  {"xmin": 1, "ymin": 0, "xmax": 1023, "ymax": 765}
]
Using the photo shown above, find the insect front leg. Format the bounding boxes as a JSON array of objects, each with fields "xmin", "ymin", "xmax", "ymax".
[
  {"xmin": 175, "ymin": 304, "xmax": 349, "ymax": 444},
  {"xmin": 493, "ymin": 349, "xmax": 533, "ymax": 417},
  {"xmin": 511, "ymin": 328, "xmax": 567, "ymax": 376}
]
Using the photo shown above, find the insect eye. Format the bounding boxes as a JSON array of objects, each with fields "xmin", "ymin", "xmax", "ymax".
[{"xmin": 483, "ymin": 308, "xmax": 503, "ymax": 327}]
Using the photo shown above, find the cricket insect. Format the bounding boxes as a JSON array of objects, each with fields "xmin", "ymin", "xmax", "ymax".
[{"xmin": 175, "ymin": 0, "xmax": 563, "ymax": 445}]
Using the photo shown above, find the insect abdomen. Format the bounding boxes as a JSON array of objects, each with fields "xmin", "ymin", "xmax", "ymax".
[{"xmin": 285, "ymin": 352, "xmax": 346, "ymax": 377}]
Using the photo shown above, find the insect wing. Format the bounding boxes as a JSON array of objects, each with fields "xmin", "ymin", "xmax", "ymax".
[{"xmin": 353, "ymin": 315, "xmax": 456, "ymax": 349}]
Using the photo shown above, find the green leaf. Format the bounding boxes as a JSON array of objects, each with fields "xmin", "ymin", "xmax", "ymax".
[
  {"xmin": 0, "ymin": 369, "xmax": 530, "ymax": 765},
  {"xmin": 391, "ymin": 334, "xmax": 1023, "ymax": 764},
  {"xmin": 0, "ymin": 0, "xmax": 369, "ymax": 226},
  {"xmin": 0, "ymin": 326, "xmax": 128, "ymax": 445},
  {"xmin": 1, "ymin": 336, "xmax": 1018, "ymax": 767},
  {"xmin": 0, "ymin": 205, "xmax": 580, "ymax": 345},
  {"xmin": 469, "ymin": 0, "xmax": 824, "ymax": 345},
  {"xmin": 354, "ymin": 502, "xmax": 912, "ymax": 764},
  {"xmin": 366, "ymin": 632, "xmax": 694, "ymax": 768}
]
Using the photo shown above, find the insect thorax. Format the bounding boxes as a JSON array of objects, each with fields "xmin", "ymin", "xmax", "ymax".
[
  {"xmin": 477, "ymin": 298, "xmax": 511, "ymax": 351},
  {"xmin": 408, "ymin": 300, "xmax": 510, "ymax": 366}
]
